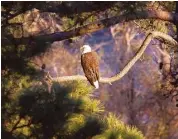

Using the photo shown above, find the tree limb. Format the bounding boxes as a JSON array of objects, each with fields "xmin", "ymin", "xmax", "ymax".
[
  {"xmin": 10, "ymin": 118, "xmax": 32, "ymax": 133},
  {"xmin": 10, "ymin": 117, "xmax": 22, "ymax": 133},
  {"xmin": 49, "ymin": 31, "xmax": 178, "ymax": 84},
  {"xmin": 13, "ymin": 9, "xmax": 178, "ymax": 44}
]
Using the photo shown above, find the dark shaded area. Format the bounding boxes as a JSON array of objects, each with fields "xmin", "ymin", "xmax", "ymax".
[
  {"xmin": 42, "ymin": 2, "xmax": 117, "ymax": 16},
  {"xmin": 1, "ymin": 1, "xmax": 117, "ymax": 27},
  {"xmin": 2, "ymin": 128, "xmax": 16, "ymax": 139},
  {"xmin": 2, "ymin": 82, "xmax": 104, "ymax": 138},
  {"xmin": 18, "ymin": 83, "xmax": 76, "ymax": 138},
  {"xmin": 72, "ymin": 116, "xmax": 104, "ymax": 139}
]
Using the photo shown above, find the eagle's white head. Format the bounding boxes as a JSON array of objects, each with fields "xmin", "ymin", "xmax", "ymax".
[{"xmin": 80, "ymin": 45, "xmax": 91, "ymax": 54}]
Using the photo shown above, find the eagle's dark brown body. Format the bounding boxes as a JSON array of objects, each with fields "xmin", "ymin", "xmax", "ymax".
[{"xmin": 81, "ymin": 52, "xmax": 99, "ymax": 87}]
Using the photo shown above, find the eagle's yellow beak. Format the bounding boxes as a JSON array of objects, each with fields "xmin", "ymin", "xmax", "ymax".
[{"xmin": 80, "ymin": 47, "xmax": 84, "ymax": 52}]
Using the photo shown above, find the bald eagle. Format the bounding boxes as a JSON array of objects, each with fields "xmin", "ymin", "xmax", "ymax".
[{"xmin": 80, "ymin": 45, "xmax": 99, "ymax": 89}]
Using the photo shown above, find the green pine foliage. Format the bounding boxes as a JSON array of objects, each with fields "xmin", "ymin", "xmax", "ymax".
[
  {"xmin": 93, "ymin": 113, "xmax": 144, "ymax": 139},
  {"xmin": 2, "ymin": 78, "xmax": 144, "ymax": 139}
]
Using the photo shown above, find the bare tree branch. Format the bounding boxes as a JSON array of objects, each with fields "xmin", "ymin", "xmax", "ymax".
[
  {"xmin": 10, "ymin": 117, "xmax": 22, "ymax": 133},
  {"xmin": 13, "ymin": 9, "xmax": 178, "ymax": 44},
  {"xmin": 48, "ymin": 31, "xmax": 178, "ymax": 84}
]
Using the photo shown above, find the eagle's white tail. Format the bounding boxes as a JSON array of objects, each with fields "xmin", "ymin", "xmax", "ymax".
[{"xmin": 94, "ymin": 81, "xmax": 99, "ymax": 89}]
